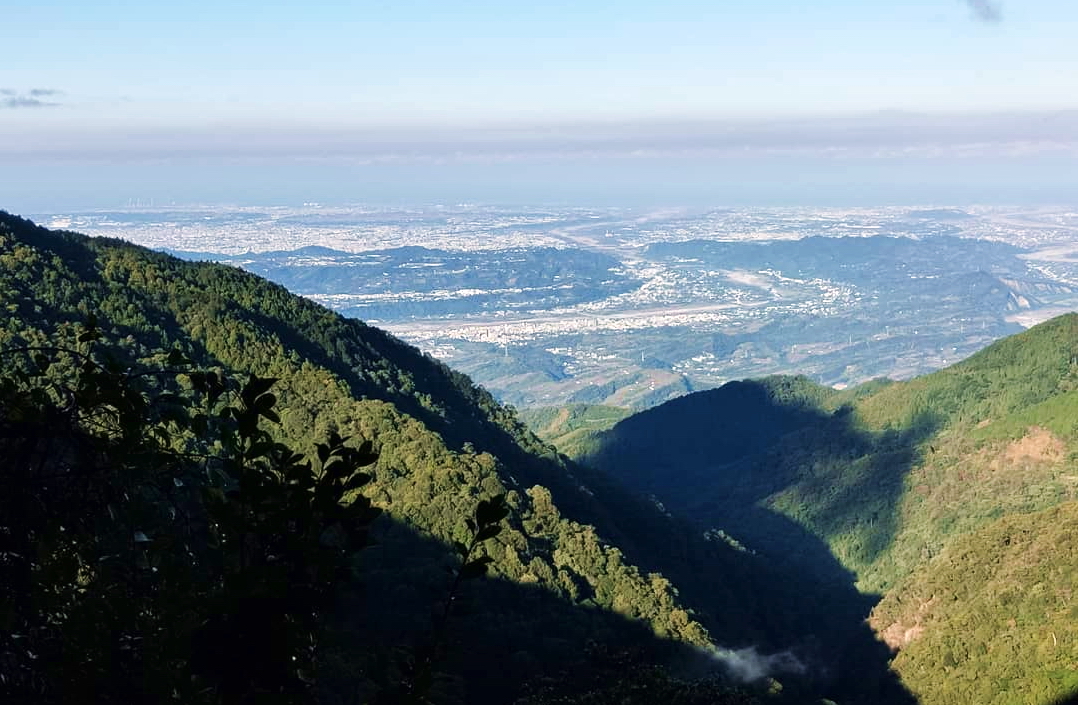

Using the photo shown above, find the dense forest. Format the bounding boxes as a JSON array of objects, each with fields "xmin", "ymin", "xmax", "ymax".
[
  {"xmin": 6, "ymin": 209, "xmax": 1076, "ymax": 704},
  {"xmin": 569, "ymin": 314, "xmax": 1078, "ymax": 705},
  {"xmin": 0, "ymin": 211, "xmax": 918, "ymax": 703}
]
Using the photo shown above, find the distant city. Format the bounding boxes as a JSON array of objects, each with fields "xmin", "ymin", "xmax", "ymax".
[{"xmin": 37, "ymin": 204, "xmax": 1078, "ymax": 409}]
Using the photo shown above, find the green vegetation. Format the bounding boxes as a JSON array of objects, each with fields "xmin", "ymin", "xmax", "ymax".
[
  {"xmin": 0, "ymin": 319, "xmax": 388, "ymax": 703},
  {"xmin": 870, "ymin": 503, "xmax": 1078, "ymax": 705},
  {"xmin": 0, "ymin": 211, "xmax": 797, "ymax": 703},
  {"xmin": 853, "ymin": 313, "xmax": 1078, "ymax": 433},
  {"xmin": 574, "ymin": 313, "xmax": 1078, "ymax": 705},
  {"xmin": 31, "ymin": 208, "xmax": 1078, "ymax": 703},
  {"xmin": 519, "ymin": 404, "xmax": 631, "ymax": 457},
  {"xmin": 578, "ymin": 317, "xmax": 1078, "ymax": 588}
]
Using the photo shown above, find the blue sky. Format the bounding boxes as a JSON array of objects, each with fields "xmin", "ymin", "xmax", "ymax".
[
  {"xmin": 6, "ymin": 0, "xmax": 1078, "ymax": 126},
  {"xmin": 2, "ymin": 0, "xmax": 1077, "ymax": 209}
]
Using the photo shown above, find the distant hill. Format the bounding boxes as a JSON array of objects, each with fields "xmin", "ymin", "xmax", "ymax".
[
  {"xmin": 169, "ymin": 243, "xmax": 639, "ymax": 321},
  {"xmin": 645, "ymin": 234, "xmax": 1025, "ymax": 286},
  {"xmin": 165, "ymin": 244, "xmax": 356, "ymax": 260}
]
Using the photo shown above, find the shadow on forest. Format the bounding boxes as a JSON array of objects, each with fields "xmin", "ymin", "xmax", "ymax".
[
  {"xmin": 575, "ymin": 379, "xmax": 939, "ymax": 704},
  {"xmin": 322, "ymin": 509, "xmax": 918, "ymax": 705},
  {"xmin": 324, "ymin": 515, "xmax": 698, "ymax": 704},
  {"xmin": 3, "ymin": 218, "xmax": 916, "ymax": 702},
  {"xmin": 259, "ymin": 329, "xmax": 926, "ymax": 703},
  {"xmin": 585, "ymin": 380, "xmax": 938, "ymax": 583}
]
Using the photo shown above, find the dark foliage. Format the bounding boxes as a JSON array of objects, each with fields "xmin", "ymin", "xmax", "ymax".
[{"xmin": 0, "ymin": 211, "xmax": 771, "ymax": 703}]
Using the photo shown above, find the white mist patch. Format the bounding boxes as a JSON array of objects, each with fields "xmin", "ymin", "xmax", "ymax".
[{"xmin": 704, "ymin": 645, "xmax": 806, "ymax": 684}]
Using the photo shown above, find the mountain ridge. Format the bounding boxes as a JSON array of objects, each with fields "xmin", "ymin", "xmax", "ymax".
[
  {"xmin": 572, "ymin": 312, "xmax": 1078, "ymax": 705},
  {"xmin": 0, "ymin": 210, "xmax": 916, "ymax": 703}
]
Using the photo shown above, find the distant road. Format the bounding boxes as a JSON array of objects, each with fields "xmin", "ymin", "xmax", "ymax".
[
  {"xmin": 987, "ymin": 210, "xmax": 1078, "ymax": 233},
  {"xmin": 543, "ymin": 209, "xmax": 691, "ymax": 257},
  {"xmin": 381, "ymin": 298, "xmax": 768, "ymax": 337}
]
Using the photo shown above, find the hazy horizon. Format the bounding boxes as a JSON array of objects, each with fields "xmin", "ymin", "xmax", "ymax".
[{"xmin": 4, "ymin": 0, "xmax": 1076, "ymax": 211}]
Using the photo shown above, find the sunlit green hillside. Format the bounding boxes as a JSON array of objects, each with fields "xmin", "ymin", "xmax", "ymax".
[
  {"xmin": 576, "ymin": 314, "xmax": 1078, "ymax": 704},
  {"xmin": 871, "ymin": 502, "xmax": 1078, "ymax": 705}
]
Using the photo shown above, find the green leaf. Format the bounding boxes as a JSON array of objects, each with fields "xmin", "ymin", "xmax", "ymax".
[
  {"xmin": 460, "ymin": 555, "xmax": 494, "ymax": 580},
  {"xmin": 246, "ymin": 440, "xmax": 276, "ymax": 460},
  {"xmin": 354, "ymin": 439, "xmax": 378, "ymax": 466},
  {"xmin": 205, "ymin": 371, "xmax": 227, "ymax": 404},
  {"xmin": 323, "ymin": 459, "xmax": 356, "ymax": 482},
  {"xmin": 241, "ymin": 375, "xmax": 277, "ymax": 406},
  {"xmin": 475, "ymin": 494, "xmax": 509, "ymax": 527},
  {"xmin": 475, "ymin": 524, "xmax": 502, "ymax": 542},
  {"xmin": 342, "ymin": 472, "xmax": 372, "ymax": 491}
]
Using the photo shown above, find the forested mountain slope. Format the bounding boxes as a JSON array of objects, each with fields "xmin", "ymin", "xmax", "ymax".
[
  {"xmin": 869, "ymin": 502, "xmax": 1078, "ymax": 705},
  {"xmin": 577, "ymin": 313, "xmax": 1078, "ymax": 705},
  {"xmin": 0, "ymin": 211, "xmax": 913, "ymax": 703}
]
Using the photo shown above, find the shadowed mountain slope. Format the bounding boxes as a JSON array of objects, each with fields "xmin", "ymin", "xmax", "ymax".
[
  {"xmin": 0, "ymin": 211, "xmax": 916, "ymax": 703},
  {"xmin": 577, "ymin": 314, "xmax": 1078, "ymax": 705}
]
